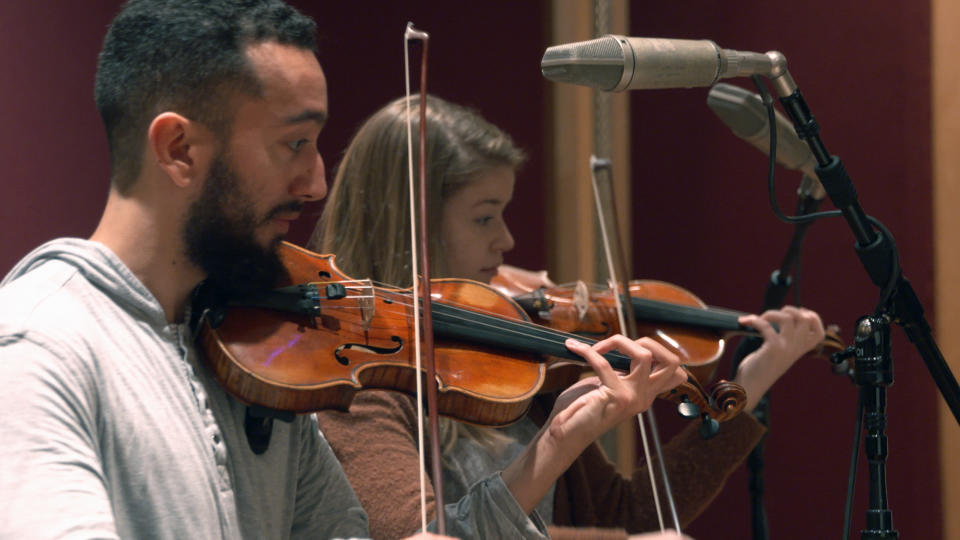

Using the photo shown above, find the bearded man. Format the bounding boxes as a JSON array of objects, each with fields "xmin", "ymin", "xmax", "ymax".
[{"xmin": 0, "ymin": 1, "xmax": 394, "ymax": 538}]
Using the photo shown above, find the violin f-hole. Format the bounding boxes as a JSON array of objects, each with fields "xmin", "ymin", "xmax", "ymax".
[{"xmin": 334, "ymin": 335, "xmax": 404, "ymax": 366}]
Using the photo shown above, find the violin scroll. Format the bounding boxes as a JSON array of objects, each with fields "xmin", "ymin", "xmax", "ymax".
[
  {"xmin": 807, "ymin": 324, "xmax": 845, "ymax": 359},
  {"xmin": 658, "ymin": 373, "xmax": 747, "ymax": 439}
]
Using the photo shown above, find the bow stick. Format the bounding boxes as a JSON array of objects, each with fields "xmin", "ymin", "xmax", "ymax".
[{"xmin": 403, "ymin": 23, "xmax": 446, "ymax": 534}]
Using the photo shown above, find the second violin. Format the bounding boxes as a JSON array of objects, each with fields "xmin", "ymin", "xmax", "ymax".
[{"xmin": 492, "ymin": 272, "xmax": 843, "ymax": 382}]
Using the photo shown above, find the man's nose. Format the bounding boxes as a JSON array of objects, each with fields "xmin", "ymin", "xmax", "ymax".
[{"xmin": 292, "ymin": 151, "xmax": 327, "ymax": 201}]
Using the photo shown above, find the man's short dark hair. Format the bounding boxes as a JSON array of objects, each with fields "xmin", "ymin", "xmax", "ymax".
[{"xmin": 94, "ymin": 0, "xmax": 317, "ymax": 193}]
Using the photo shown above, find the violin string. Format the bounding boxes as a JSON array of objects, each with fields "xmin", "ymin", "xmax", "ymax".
[
  {"xmin": 303, "ymin": 283, "xmax": 695, "ymax": 377},
  {"xmin": 337, "ymin": 290, "xmax": 747, "ymax": 334},
  {"xmin": 317, "ymin": 285, "xmax": 646, "ymax": 369},
  {"xmin": 329, "ymin": 282, "xmax": 636, "ymax": 356},
  {"xmin": 323, "ymin": 281, "xmax": 607, "ymax": 344},
  {"xmin": 320, "ymin": 287, "xmax": 561, "ymax": 346},
  {"xmin": 319, "ymin": 279, "xmax": 751, "ymax": 336}
]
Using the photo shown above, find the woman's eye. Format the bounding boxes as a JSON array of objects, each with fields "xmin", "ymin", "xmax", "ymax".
[{"xmin": 474, "ymin": 216, "xmax": 493, "ymax": 226}]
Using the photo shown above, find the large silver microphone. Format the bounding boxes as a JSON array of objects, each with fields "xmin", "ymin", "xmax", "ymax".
[
  {"xmin": 707, "ymin": 83, "xmax": 825, "ymax": 200},
  {"xmin": 541, "ymin": 35, "xmax": 794, "ymax": 94}
]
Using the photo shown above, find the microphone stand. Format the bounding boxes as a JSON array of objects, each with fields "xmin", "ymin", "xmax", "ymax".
[
  {"xmin": 729, "ymin": 176, "xmax": 823, "ymax": 540},
  {"xmin": 772, "ymin": 76, "xmax": 960, "ymax": 538}
]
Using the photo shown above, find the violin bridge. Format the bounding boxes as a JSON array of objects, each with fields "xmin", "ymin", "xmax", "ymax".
[
  {"xmin": 573, "ymin": 280, "xmax": 590, "ymax": 322},
  {"xmin": 358, "ymin": 278, "xmax": 375, "ymax": 331}
]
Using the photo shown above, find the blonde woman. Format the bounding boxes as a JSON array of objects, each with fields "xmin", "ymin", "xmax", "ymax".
[{"xmin": 310, "ymin": 95, "xmax": 824, "ymax": 540}]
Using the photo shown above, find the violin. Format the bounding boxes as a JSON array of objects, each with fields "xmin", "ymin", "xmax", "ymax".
[
  {"xmin": 198, "ymin": 242, "xmax": 746, "ymax": 427},
  {"xmin": 490, "ymin": 270, "xmax": 844, "ymax": 384}
]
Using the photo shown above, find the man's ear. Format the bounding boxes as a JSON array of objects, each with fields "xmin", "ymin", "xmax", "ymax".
[{"xmin": 147, "ymin": 112, "xmax": 215, "ymax": 188}]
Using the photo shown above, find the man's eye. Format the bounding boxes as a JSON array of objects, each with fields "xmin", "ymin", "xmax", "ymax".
[{"xmin": 288, "ymin": 139, "xmax": 309, "ymax": 152}]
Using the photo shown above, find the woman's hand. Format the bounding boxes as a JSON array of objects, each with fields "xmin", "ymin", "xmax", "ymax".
[
  {"xmin": 548, "ymin": 335, "xmax": 687, "ymax": 448},
  {"xmin": 735, "ymin": 306, "xmax": 825, "ymax": 411},
  {"xmin": 501, "ymin": 335, "xmax": 685, "ymax": 514}
]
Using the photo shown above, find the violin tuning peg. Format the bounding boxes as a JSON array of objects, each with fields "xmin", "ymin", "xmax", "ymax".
[
  {"xmin": 830, "ymin": 346, "xmax": 856, "ymax": 365},
  {"xmin": 676, "ymin": 396, "xmax": 700, "ymax": 419},
  {"xmin": 699, "ymin": 416, "xmax": 720, "ymax": 439}
]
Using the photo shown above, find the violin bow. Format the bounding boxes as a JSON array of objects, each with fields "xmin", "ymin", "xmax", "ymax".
[
  {"xmin": 403, "ymin": 23, "xmax": 446, "ymax": 534},
  {"xmin": 589, "ymin": 156, "xmax": 681, "ymax": 532}
]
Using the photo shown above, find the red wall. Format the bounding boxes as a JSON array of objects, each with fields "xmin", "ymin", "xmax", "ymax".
[
  {"xmin": 0, "ymin": 1, "xmax": 551, "ymax": 274},
  {"xmin": 0, "ymin": 1, "xmax": 116, "ymax": 270},
  {"xmin": 0, "ymin": 1, "xmax": 940, "ymax": 539}
]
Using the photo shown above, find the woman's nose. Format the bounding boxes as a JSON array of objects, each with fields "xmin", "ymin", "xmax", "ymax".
[{"xmin": 493, "ymin": 221, "xmax": 515, "ymax": 253}]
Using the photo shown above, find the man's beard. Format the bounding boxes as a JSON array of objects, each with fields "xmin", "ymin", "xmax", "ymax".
[{"xmin": 183, "ymin": 153, "xmax": 298, "ymax": 300}]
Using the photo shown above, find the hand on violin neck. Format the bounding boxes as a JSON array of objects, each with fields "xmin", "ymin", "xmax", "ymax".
[
  {"xmin": 501, "ymin": 334, "xmax": 684, "ymax": 514},
  {"xmin": 549, "ymin": 335, "xmax": 686, "ymax": 442},
  {"xmin": 548, "ymin": 336, "xmax": 686, "ymax": 454},
  {"xmin": 735, "ymin": 306, "xmax": 826, "ymax": 412}
]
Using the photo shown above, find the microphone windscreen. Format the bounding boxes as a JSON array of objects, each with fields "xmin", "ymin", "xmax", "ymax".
[
  {"xmin": 541, "ymin": 35, "xmax": 626, "ymax": 91},
  {"xmin": 707, "ymin": 83, "xmax": 822, "ymax": 196},
  {"xmin": 706, "ymin": 83, "xmax": 767, "ymax": 138}
]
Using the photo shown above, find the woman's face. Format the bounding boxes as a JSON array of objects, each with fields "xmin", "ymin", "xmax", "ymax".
[{"xmin": 440, "ymin": 166, "xmax": 516, "ymax": 283}]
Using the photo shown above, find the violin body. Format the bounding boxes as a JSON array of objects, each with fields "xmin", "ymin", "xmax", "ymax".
[
  {"xmin": 201, "ymin": 242, "xmax": 545, "ymax": 426},
  {"xmin": 200, "ymin": 242, "xmax": 746, "ymax": 427},
  {"xmin": 491, "ymin": 272, "xmax": 844, "ymax": 378}
]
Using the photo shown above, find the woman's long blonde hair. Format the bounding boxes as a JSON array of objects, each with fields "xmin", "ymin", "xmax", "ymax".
[
  {"xmin": 310, "ymin": 95, "xmax": 527, "ymax": 455},
  {"xmin": 309, "ymin": 94, "xmax": 525, "ymax": 286}
]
